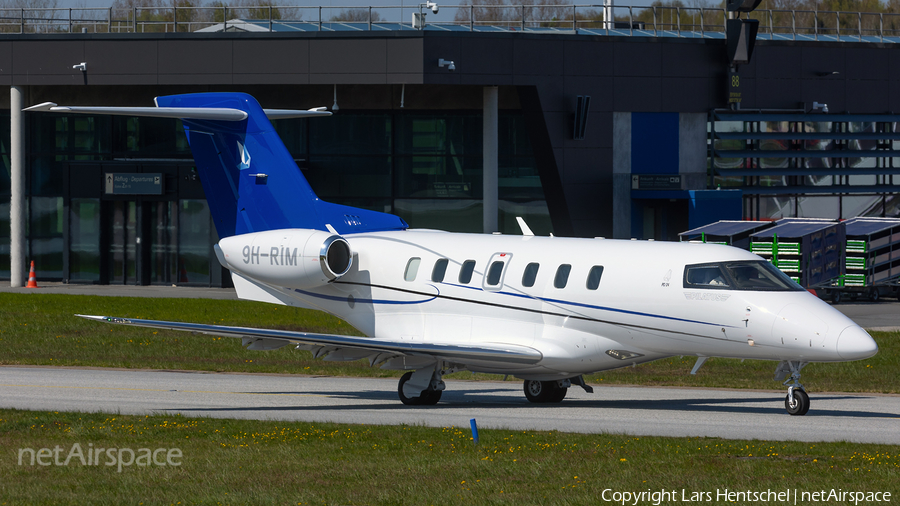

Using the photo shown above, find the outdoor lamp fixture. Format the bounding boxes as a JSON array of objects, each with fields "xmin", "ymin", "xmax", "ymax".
[
  {"xmin": 438, "ymin": 58, "xmax": 455, "ymax": 71},
  {"xmin": 810, "ymin": 102, "xmax": 829, "ymax": 113}
]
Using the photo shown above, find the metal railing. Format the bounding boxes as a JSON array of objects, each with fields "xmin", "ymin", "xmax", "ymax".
[{"xmin": 0, "ymin": 4, "xmax": 899, "ymax": 41}]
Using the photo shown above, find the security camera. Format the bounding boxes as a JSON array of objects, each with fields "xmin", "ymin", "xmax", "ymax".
[
  {"xmin": 438, "ymin": 58, "xmax": 455, "ymax": 71},
  {"xmin": 427, "ymin": 1, "xmax": 439, "ymax": 13}
]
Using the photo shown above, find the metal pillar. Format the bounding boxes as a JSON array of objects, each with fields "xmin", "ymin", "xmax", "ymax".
[
  {"xmin": 483, "ymin": 86, "xmax": 498, "ymax": 234},
  {"xmin": 10, "ymin": 85, "xmax": 25, "ymax": 287}
]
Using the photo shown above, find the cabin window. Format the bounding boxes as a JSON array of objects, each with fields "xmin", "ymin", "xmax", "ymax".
[
  {"xmin": 586, "ymin": 265, "xmax": 604, "ymax": 290},
  {"xmin": 522, "ymin": 262, "xmax": 540, "ymax": 287},
  {"xmin": 486, "ymin": 260, "xmax": 505, "ymax": 286},
  {"xmin": 432, "ymin": 258, "xmax": 449, "ymax": 282},
  {"xmin": 404, "ymin": 257, "xmax": 421, "ymax": 282},
  {"xmin": 554, "ymin": 264, "xmax": 571, "ymax": 289},
  {"xmin": 459, "ymin": 260, "xmax": 476, "ymax": 284}
]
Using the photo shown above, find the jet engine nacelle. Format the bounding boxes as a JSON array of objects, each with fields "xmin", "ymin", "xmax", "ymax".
[{"xmin": 216, "ymin": 229, "xmax": 352, "ymax": 289}]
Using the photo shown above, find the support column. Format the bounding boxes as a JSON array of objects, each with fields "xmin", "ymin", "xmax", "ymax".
[
  {"xmin": 483, "ymin": 86, "xmax": 498, "ymax": 234},
  {"xmin": 10, "ymin": 85, "xmax": 25, "ymax": 287}
]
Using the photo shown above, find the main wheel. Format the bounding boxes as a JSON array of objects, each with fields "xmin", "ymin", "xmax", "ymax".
[
  {"xmin": 548, "ymin": 385, "xmax": 568, "ymax": 403},
  {"xmin": 398, "ymin": 372, "xmax": 442, "ymax": 406},
  {"xmin": 785, "ymin": 389, "xmax": 810, "ymax": 416},
  {"xmin": 523, "ymin": 380, "xmax": 566, "ymax": 403}
]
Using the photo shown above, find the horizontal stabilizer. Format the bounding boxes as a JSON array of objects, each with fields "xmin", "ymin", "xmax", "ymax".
[
  {"xmin": 23, "ymin": 102, "xmax": 332, "ymax": 121},
  {"xmin": 76, "ymin": 314, "xmax": 543, "ymax": 365}
]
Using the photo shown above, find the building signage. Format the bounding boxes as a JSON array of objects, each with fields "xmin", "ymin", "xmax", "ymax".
[
  {"xmin": 104, "ymin": 173, "xmax": 164, "ymax": 195},
  {"xmin": 727, "ymin": 70, "xmax": 741, "ymax": 105},
  {"xmin": 631, "ymin": 174, "xmax": 682, "ymax": 190}
]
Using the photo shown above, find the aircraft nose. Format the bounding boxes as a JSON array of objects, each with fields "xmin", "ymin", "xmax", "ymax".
[{"xmin": 836, "ymin": 325, "xmax": 878, "ymax": 361}]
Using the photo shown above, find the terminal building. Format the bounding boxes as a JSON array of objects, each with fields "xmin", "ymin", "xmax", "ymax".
[{"xmin": 2, "ymin": 6, "xmax": 900, "ymax": 286}]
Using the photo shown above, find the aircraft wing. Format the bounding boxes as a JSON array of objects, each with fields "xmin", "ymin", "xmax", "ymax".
[{"xmin": 75, "ymin": 315, "xmax": 542, "ymax": 366}]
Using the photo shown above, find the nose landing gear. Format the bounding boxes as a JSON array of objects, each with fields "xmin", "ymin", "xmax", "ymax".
[{"xmin": 775, "ymin": 360, "xmax": 810, "ymax": 416}]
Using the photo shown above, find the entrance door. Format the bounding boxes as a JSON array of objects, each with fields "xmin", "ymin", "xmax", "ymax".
[
  {"xmin": 108, "ymin": 201, "xmax": 137, "ymax": 284},
  {"xmin": 149, "ymin": 201, "xmax": 178, "ymax": 284}
]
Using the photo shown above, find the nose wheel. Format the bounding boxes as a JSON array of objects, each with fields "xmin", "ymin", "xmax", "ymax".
[
  {"xmin": 775, "ymin": 360, "xmax": 810, "ymax": 416},
  {"xmin": 785, "ymin": 387, "xmax": 810, "ymax": 416}
]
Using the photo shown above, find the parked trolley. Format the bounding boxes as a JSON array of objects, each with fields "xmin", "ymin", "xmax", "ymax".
[
  {"xmin": 749, "ymin": 218, "xmax": 845, "ymax": 290},
  {"xmin": 678, "ymin": 220, "xmax": 775, "ymax": 249},
  {"xmin": 826, "ymin": 217, "xmax": 900, "ymax": 303}
]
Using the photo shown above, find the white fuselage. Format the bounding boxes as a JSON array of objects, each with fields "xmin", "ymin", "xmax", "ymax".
[{"xmin": 217, "ymin": 229, "xmax": 876, "ymax": 380}]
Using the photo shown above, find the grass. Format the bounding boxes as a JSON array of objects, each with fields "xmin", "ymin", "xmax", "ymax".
[
  {"xmin": 0, "ymin": 293, "xmax": 896, "ymax": 393},
  {"xmin": 0, "ymin": 408, "xmax": 897, "ymax": 505}
]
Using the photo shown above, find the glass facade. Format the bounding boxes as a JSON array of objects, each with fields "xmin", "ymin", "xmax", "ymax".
[
  {"xmin": 3, "ymin": 109, "xmax": 546, "ymax": 283},
  {"xmin": 709, "ymin": 113, "xmax": 900, "ymax": 221}
]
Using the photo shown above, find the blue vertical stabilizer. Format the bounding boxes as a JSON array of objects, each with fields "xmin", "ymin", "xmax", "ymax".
[{"xmin": 155, "ymin": 93, "xmax": 407, "ymax": 238}]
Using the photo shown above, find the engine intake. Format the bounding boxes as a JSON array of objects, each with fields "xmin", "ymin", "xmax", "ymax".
[{"xmin": 320, "ymin": 235, "xmax": 352, "ymax": 280}]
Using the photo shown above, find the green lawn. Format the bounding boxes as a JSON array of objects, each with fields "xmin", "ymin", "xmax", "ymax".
[
  {"xmin": 0, "ymin": 409, "xmax": 897, "ymax": 505},
  {"xmin": 0, "ymin": 293, "xmax": 895, "ymax": 393}
]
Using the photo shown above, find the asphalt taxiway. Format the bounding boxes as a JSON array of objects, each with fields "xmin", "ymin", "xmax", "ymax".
[{"xmin": 1, "ymin": 367, "xmax": 897, "ymax": 444}]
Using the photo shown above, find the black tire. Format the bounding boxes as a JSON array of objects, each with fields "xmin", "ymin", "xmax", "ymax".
[
  {"xmin": 523, "ymin": 380, "xmax": 566, "ymax": 403},
  {"xmin": 398, "ymin": 371, "xmax": 442, "ymax": 406},
  {"xmin": 798, "ymin": 390, "xmax": 811, "ymax": 415},
  {"xmin": 420, "ymin": 388, "xmax": 443, "ymax": 405},
  {"xmin": 785, "ymin": 389, "xmax": 809, "ymax": 416},
  {"xmin": 549, "ymin": 385, "xmax": 568, "ymax": 403},
  {"xmin": 831, "ymin": 290, "xmax": 842, "ymax": 304},
  {"xmin": 868, "ymin": 289, "xmax": 880, "ymax": 302}
]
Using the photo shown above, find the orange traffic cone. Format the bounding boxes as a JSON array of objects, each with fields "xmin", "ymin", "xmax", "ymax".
[{"xmin": 26, "ymin": 261, "xmax": 38, "ymax": 288}]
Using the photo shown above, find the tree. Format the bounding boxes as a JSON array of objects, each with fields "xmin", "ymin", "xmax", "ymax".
[
  {"xmin": 330, "ymin": 8, "xmax": 382, "ymax": 23},
  {"xmin": 455, "ymin": 0, "xmax": 573, "ymax": 28}
]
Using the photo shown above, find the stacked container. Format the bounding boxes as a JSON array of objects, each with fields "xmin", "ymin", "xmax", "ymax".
[
  {"xmin": 748, "ymin": 218, "xmax": 845, "ymax": 289},
  {"xmin": 833, "ymin": 217, "xmax": 900, "ymax": 302}
]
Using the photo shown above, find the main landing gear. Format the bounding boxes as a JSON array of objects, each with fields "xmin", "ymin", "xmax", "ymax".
[
  {"xmin": 523, "ymin": 376, "xmax": 593, "ymax": 404},
  {"xmin": 775, "ymin": 360, "xmax": 810, "ymax": 416},
  {"xmin": 397, "ymin": 362, "xmax": 459, "ymax": 406},
  {"xmin": 398, "ymin": 371, "xmax": 442, "ymax": 405}
]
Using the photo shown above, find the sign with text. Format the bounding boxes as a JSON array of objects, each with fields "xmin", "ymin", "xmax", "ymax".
[
  {"xmin": 631, "ymin": 174, "xmax": 682, "ymax": 190},
  {"xmin": 104, "ymin": 173, "xmax": 163, "ymax": 195},
  {"xmin": 727, "ymin": 70, "xmax": 741, "ymax": 105}
]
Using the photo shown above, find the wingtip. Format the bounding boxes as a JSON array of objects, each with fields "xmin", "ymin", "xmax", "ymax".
[
  {"xmin": 23, "ymin": 102, "xmax": 58, "ymax": 112},
  {"xmin": 75, "ymin": 314, "xmax": 110, "ymax": 322}
]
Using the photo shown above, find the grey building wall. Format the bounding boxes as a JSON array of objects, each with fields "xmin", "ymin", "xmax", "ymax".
[{"xmin": 3, "ymin": 32, "xmax": 899, "ymax": 237}]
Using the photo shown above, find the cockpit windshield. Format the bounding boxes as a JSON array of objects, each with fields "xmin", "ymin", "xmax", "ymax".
[{"xmin": 683, "ymin": 261, "xmax": 804, "ymax": 292}]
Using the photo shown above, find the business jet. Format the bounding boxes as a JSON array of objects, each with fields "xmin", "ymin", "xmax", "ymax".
[{"xmin": 25, "ymin": 93, "xmax": 878, "ymax": 415}]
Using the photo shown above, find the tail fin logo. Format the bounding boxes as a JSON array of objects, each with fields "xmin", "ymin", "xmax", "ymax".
[{"xmin": 237, "ymin": 141, "xmax": 251, "ymax": 170}]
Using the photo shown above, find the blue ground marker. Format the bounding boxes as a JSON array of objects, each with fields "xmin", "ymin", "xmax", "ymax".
[{"xmin": 470, "ymin": 418, "xmax": 479, "ymax": 444}]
